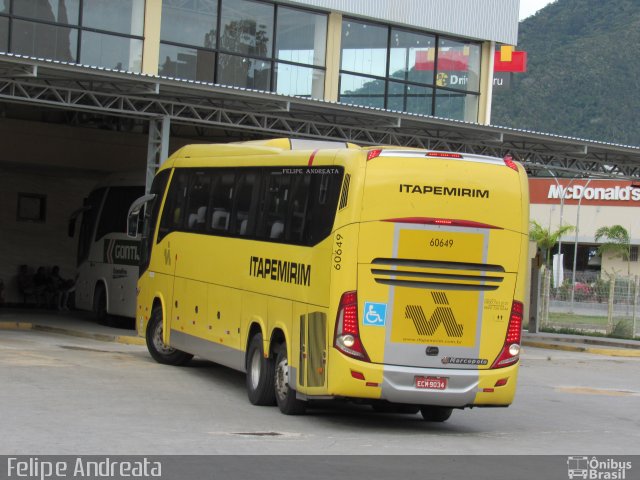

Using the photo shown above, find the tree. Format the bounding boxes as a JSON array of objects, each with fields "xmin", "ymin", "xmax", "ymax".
[
  {"xmin": 529, "ymin": 220, "xmax": 575, "ymax": 269},
  {"xmin": 595, "ymin": 224, "xmax": 631, "ymax": 273}
]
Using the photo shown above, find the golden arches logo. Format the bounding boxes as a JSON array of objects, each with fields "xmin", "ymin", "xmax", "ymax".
[{"xmin": 436, "ymin": 72, "xmax": 449, "ymax": 87}]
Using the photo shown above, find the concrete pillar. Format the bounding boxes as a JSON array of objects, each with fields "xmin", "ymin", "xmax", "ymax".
[
  {"xmin": 323, "ymin": 12, "xmax": 342, "ymax": 102},
  {"xmin": 477, "ymin": 41, "xmax": 495, "ymax": 125},
  {"xmin": 142, "ymin": 0, "xmax": 162, "ymax": 76}
]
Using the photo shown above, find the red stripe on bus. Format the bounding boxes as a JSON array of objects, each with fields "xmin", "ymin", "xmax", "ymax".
[
  {"xmin": 383, "ymin": 217, "xmax": 502, "ymax": 229},
  {"xmin": 308, "ymin": 149, "xmax": 319, "ymax": 166}
]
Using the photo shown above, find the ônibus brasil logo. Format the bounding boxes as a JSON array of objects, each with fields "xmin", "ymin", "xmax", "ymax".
[{"xmin": 567, "ymin": 456, "xmax": 632, "ymax": 479}]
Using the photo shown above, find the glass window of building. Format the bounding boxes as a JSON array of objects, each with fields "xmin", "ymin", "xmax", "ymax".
[
  {"xmin": 339, "ymin": 19, "xmax": 482, "ymax": 122},
  {"xmin": 220, "ymin": 0, "xmax": 273, "ymax": 57},
  {"xmin": 436, "ymin": 38, "xmax": 481, "ymax": 93},
  {"xmin": 80, "ymin": 31, "xmax": 142, "ymax": 72},
  {"xmin": 11, "ymin": 19, "xmax": 78, "ymax": 62},
  {"xmin": 159, "ymin": 0, "xmax": 218, "ymax": 82},
  {"xmin": 1, "ymin": 0, "xmax": 144, "ymax": 70},
  {"xmin": 158, "ymin": 0, "xmax": 327, "ymax": 98},
  {"xmin": 0, "ymin": 16, "xmax": 8, "ymax": 52},
  {"xmin": 13, "ymin": 0, "xmax": 80, "ymax": 24},
  {"xmin": 341, "ymin": 20, "xmax": 387, "ymax": 77},
  {"xmin": 161, "ymin": 0, "xmax": 218, "ymax": 48},
  {"xmin": 274, "ymin": 6, "xmax": 326, "ymax": 97},
  {"xmin": 339, "ymin": 73, "xmax": 385, "ymax": 109},
  {"xmin": 82, "ymin": 0, "xmax": 144, "ymax": 36}
]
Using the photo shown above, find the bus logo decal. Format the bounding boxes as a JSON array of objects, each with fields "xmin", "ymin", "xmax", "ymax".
[
  {"xmin": 363, "ymin": 302, "xmax": 387, "ymax": 326},
  {"xmin": 104, "ymin": 239, "xmax": 140, "ymax": 266},
  {"xmin": 405, "ymin": 292, "xmax": 464, "ymax": 337},
  {"xmin": 249, "ymin": 256, "xmax": 311, "ymax": 286}
]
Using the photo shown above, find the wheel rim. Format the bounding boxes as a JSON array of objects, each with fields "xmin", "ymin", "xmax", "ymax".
[
  {"xmin": 153, "ymin": 321, "xmax": 175, "ymax": 355},
  {"xmin": 249, "ymin": 349, "xmax": 262, "ymax": 391},
  {"xmin": 275, "ymin": 353, "xmax": 289, "ymax": 401}
]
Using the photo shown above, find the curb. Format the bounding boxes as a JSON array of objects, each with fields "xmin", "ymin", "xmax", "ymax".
[
  {"xmin": 0, "ymin": 321, "xmax": 33, "ymax": 330},
  {"xmin": 522, "ymin": 339, "xmax": 640, "ymax": 358},
  {"xmin": 0, "ymin": 321, "xmax": 145, "ymax": 346},
  {"xmin": 3, "ymin": 321, "xmax": 638, "ymax": 357}
]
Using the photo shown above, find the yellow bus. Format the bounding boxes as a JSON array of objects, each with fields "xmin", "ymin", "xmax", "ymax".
[{"xmin": 127, "ymin": 138, "xmax": 529, "ymax": 421}]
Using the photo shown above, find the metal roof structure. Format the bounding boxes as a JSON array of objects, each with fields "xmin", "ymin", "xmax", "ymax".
[{"xmin": 2, "ymin": 53, "xmax": 640, "ymax": 179}]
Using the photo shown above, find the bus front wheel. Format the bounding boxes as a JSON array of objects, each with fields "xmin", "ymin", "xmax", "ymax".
[
  {"xmin": 146, "ymin": 306, "xmax": 193, "ymax": 366},
  {"xmin": 420, "ymin": 406, "xmax": 453, "ymax": 422},
  {"xmin": 246, "ymin": 333, "xmax": 276, "ymax": 406},
  {"xmin": 274, "ymin": 343, "xmax": 306, "ymax": 415},
  {"xmin": 93, "ymin": 284, "xmax": 111, "ymax": 326}
]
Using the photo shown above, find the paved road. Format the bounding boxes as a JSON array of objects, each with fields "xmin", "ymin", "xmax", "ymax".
[{"xmin": 1, "ymin": 329, "xmax": 639, "ymax": 455}]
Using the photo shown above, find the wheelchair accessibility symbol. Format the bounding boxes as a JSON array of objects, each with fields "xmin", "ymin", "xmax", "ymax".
[{"xmin": 363, "ymin": 302, "xmax": 387, "ymax": 326}]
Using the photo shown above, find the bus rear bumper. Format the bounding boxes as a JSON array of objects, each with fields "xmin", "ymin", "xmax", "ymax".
[{"xmin": 380, "ymin": 363, "xmax": 519, "ymax": 407}]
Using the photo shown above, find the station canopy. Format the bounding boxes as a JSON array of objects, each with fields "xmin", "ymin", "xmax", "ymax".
[{"xmin": 2, "ymin": 53, "xmax": 640, "ymax": 179}]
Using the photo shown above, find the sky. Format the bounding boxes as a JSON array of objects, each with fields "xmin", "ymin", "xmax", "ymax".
[{"xmin": 519, "ymin": 0, "xmax": 556, "ymax": 20}]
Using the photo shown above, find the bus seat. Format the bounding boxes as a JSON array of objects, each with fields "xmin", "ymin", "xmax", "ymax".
[
  {"xmin": 211, "ymin": 209, "xmax": 229, "ymax": 230},
  {"xmin": 270, "ymin": 221, "xmax": 284, "ymax": 239},
  {"xmin": 239, "ymin": 219, "xmax": 248, "ymax": 235},
  {"xmin": 188, "ymin": 213, "xmax": 198, "ymax": 228},
  {"xmin": 196, "ymin": 206, "xmax": 207, "ymax": 224}
]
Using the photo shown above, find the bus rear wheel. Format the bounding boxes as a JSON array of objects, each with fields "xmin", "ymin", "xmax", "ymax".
[
  {"xmin": 420, "ymin": 406, "xmax": 453, "ymax": 422},
  {"xmin": 146, "ymin": 306, "xmax": 192, "ymax": 366},
  {"xmin": 274, "ymin": 343, "xmax": 306, "ymax": 415},
  {"xmin": 246, "ymin": 333, "xmax": 276, "ymax": 406}
]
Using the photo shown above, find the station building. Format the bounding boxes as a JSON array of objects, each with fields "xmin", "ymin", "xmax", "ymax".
[
  {"xmin": 0, "ymin": 0, "xmax": 523, "ymax": 304},
  {"xmin": 2, "ymin": 0, "xmax": 640, "ymax": 307}
]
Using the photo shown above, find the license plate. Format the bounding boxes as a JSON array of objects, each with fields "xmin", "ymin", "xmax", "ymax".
[{"xmin": 415, "ymin": 376, "xmax": 447, "ymax": 390}]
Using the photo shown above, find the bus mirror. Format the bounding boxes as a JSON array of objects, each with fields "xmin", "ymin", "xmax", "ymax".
[
  {"xmin": 127, "ymin": 211, "xmax": 140, "ymax": 238},
  {"xmin": 127, "ymin": 194, "xmax": 156, "ymax": 238}
]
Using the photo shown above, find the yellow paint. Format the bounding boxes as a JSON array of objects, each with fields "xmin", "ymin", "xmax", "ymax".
[
  {"xmin": 556, "ymin": 386, "xmax": 638, "ymax": 397},
  {"xmin": 500, "ymin": 45, "xmax": 514, "ymax": 62},
  {"xmin": 0, "ymin": 322, "xmax": 32, "ymax": 330}
]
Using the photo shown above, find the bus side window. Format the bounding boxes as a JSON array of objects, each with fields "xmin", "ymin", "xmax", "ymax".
[
  {"xmin": 257, "ymin": 171, "xmax": 291, "ymax": 241},
  {"xmin": 304, "ymin": 169, "xmax": 343, "ymax": 245},
  {"xmin": 184, "ymin": 171, "xmax": 212, "ymax": 232},
  {"xmin": 158, "ymin": 170, "xmax": 189, "ymax": 242},
  {"xmin": 287, "ymin": 174, "xmax": 310, "ymax": 244},
  {"xmin": 232, "ymin": 170, "xmax": 260, "ymax": 237},
  {"xmin": 209, "ymin": 170, "xmax": 235, "ymax": 233}
]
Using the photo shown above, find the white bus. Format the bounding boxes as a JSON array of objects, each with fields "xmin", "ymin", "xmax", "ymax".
[{"xmin": 68, "ymin": 171, "xmax": 144, "ymax": 325}]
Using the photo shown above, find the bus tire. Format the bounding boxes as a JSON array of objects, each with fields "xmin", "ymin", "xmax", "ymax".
[
  {"xmin": 246, "ymin": 333, "xmax": 276, "ymax": 406},
  {"xmin": 146, "ymin": 306, "xmax": 193, "ymax": 366},
  {"xmin": 93, "ymin": 283, "xmax": 111, "ymax": 326},
  {"xmin": 420, "ymin": 406, "xmax": 453, "ymax": 422},
  {"xmin": 274, "ymin": 343, "xmax": 306, "ymax": 415}
]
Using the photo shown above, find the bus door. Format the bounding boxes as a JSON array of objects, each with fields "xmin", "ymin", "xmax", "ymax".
[
  {"xmin": 356, "ymin": 151, "xmax": 527, "ymax": 373},
  {"xmin": 155, "ymin": 169, "xmax": 190, "ymax": 339},
  {"xmin": 73, "ymin": 187, "xmax": 106, "ymax": 312}
]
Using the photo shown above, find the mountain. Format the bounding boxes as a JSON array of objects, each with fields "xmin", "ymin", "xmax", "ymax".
[{"xmin": 491, "ymin": 0, "xmax": 640, "ymax": 146}]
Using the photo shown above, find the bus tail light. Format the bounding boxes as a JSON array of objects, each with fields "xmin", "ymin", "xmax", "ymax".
[
  {"xmin": 503, "ymin": 154, "xmax": 518, "ymax": 171},
  {"xmin": 491, "ymin": 300, "xmax": 523, "ymax": 368},
  {"xmin": 367, "ymin": 149, "xmax": 382, "ymax": 161},
  {"xmin": 334, "ymin": 291, "xmax": 370, "ymax": 362}
]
